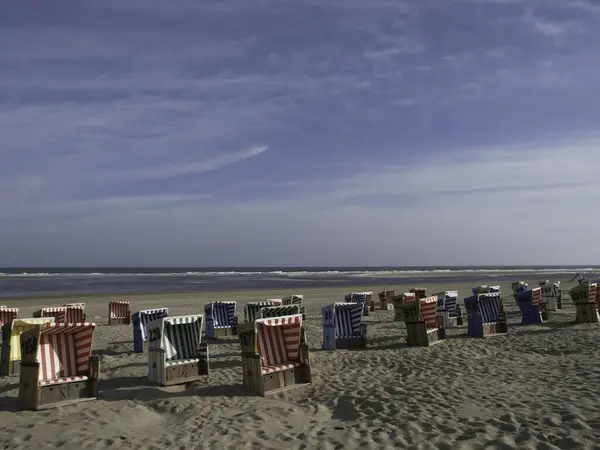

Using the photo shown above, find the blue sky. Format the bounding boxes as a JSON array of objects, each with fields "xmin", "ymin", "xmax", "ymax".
[{"xmin": 2, "ymin": 0, "xmax": 600, "ymax": 266}]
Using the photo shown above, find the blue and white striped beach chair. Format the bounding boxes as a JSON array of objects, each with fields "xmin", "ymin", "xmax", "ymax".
[
  {"xmin": 147, "ymin": 314, "xmax": 209, "ymax": 386},
  {"xmin": 344, "ymin": 292, "xmax": 373, "ymax": 316},
  {"xmin": 464, "ymin": 292, "xmax": 507, "ymax": 338},
  {"xmin": 204, "ymin": 301, "xmax": 238, "ymax": 339},
  {"xmin": 132, "ymin": 308, "xmax": 169, "ymax": 353},
  {"xmin": 322, "ymin": 303, "xmax": 367, "ymax": 350},
  {"xmin": 435, "ymin": 291, "xmax": 461, "ymax": 328},
  {"xmin": 472, "ymin": 285, "xmax": 501, "ymax": 294},
  {"xmin": 515, "ymin": 288, "xmax": 546, "ymax": 325}
]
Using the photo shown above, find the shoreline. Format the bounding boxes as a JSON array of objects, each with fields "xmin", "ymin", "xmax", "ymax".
[{"xmin": 0, "ymin": 272, "xmax": 582, "ymax": 303}]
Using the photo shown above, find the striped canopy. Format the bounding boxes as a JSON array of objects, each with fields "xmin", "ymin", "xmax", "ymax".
[
  {"xmin": 146, "ymin": 314, "xmax": 204, "ymax": 361},
  {"xmin": 35, "ymin": 322, "xmax": 96, "ymax": 381}
]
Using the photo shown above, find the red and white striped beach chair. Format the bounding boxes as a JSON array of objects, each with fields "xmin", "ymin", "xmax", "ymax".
[
  {"xmin": 18, "ymin": 322, "xmax": 99, "ymax": 410},
  {"xmin": 63, "ymin": 303, "xmax": 86, "ymax": 323},
  {"xmin": 398, "ymin": 295, "xmax": 446, "ymax": 346},
  {"xmin": 569, "ymin": 283, "xmax": 600, "ymax": 324},
  {"xmin": 0, "ymin": 307, "xmax": 18, "ymax": 328},
  {"xmin": 33, "ymin": 307, "xmax": 66, "ymax": 323},
  {"xmin": 108, "ymin": 301, "xmax": 131, "ymax": 325},
  {"xmin": 238, "ymin": 313, "xmax": 311, "ymax": 396}
]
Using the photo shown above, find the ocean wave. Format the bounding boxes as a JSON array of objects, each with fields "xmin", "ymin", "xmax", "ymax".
[{"xmin": 0, "ymin": 267, "xmax": 598, "ymax": 278}]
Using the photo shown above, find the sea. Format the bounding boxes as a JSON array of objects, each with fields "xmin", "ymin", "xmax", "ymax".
[{"xmin": 1, "ymin": 266, "xmax": 598, "ymax": 299}]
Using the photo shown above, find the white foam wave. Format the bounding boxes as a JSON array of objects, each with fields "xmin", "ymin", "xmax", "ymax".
[{"xmin": 0, "ymin": 268, "xmax": 598, "ymax": 278}]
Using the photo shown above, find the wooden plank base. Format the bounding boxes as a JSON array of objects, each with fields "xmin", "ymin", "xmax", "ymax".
[
  {"xmin": 210, "ymin": 326, "xmax": 238, "ymax": 339},
  {"xmin": 482, "ymin": 322, "xmax": 508, "ymax": 336},
  {"xmin": 163, "ymin": 360, "xmax": 209, "ymax": 387}
]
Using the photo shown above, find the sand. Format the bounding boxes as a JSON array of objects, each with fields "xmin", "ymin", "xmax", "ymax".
[{"xmin": 1, "ymin": 279, "xmax": 599, "ymax": 449}]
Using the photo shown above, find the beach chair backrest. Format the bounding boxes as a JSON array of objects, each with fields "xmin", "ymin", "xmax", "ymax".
[
  {"xmin": 477, "ymin": 293, "xmax": 503, "ymax": 323},
  {"xmin": 570, "ymin": 283, "xmax": 597, "ymax": 304},
  {"xmin": 205, "ymin": 302, "xmax": 235, "ymax": 327},
  {"xmin": 282, "ymin": 295, "xmax": 303, "ymax": 306},
  {"xmin": 64, "ymin": 305, "xmax": 85, "ymax": 323},
  {"xmin": 0, "ymin": 308, "xmax": 18, "ymax": 328},
  {"xmin": 7, "ymin": 317, "xmax": 55, "ymax": 362},
  {"xmin": 109, "ymin": 301, "xmax": 130, "ymax": 319},
  {"xmin": 333, "ymin": 303, "xmax": 363, "ymax": 337},
  {"xmin": 134, "ymin": 308, "xmax": 169, "ymax": 340},
  {"xmin": 148, "ymin": 315, "xmax": 203, "ymax": 361},
  {"xmin": 256, "ymin": 314, "xmax": 302, "ymax": 366},
  {"xmin": 245, "ymin": 300, "xmax": 280, "ymax": 323},
  {"xmin": 21, "ymin": 323, "xmax": 95, "ymax": 381},
  {"xmin": 260, "ymin": 305, "xmax": 300, "ymax": 319}
]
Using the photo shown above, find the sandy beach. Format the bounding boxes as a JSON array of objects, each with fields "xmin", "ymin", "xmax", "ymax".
[{"xmin": 1, "ymin": 278, "xmax": 599, "ymax": 449}]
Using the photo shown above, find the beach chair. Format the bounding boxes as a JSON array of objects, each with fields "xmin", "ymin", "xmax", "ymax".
[
  {"xmin": 0, "ymin": 318, "xmax": 55, "ymax": 377},
  {"xmin": 204, "ymin": 302, "xmax": 237, "ymax": 339},
  {"xmin": 515, "ymin": 287, "xmax": 547, "ymax": 325},
  {"xmin": 244, "ymin": 300, "xmax": 283, "ymax": 323},
  {"xmin": 0, "ymin": 308, "xmax": 19, "ymax": 328},
  {"xmin": 435, "ymin": 291, "xmax": 462, "ymax": 328},
  {"xmin": 18, "ymin": 322, "xmax": 99, "ymax": 410},
  {"xmin": 238, "ymin": 313, "xmax": 311, "ymax": 396},
  {"xmin": 33, "ymin": 307, "xmax": 65, "ymax": 323},
  {"xmin": 409, "ymin": 288, "xmax": 427, "ymax": 300},
  {"xmin": 260, "ymin": 305, "xmax": 301, "ymax": 319},
  {"xmin": 511, "ymin": 281, "xmax": 528, "ymax": 296},
  {"xmin": 464, "ymin": 292, "xmax": 508, "ymax": 337},
  {"xmin": 147, "ymin": 314, "xmax": 209, "ymax": 386},
  {"xmin": 0, "ymin": 306, "xmax": 7, "ymax": 309},
  {"xmin": 63, "ymin": 303, "xmax": 86, "ymax": 323},
  {"xmin": 539, "ymin": 281, "xmax": 562, "ymax": 311},
  {"xmin": 282, "ymin": 295, "xmax": 306, "ymax": 319},
  {"xmin": 472, "ymin": 285, "xmax": 501, "ymax": 294},
  {"xmin": 397, "ymin": 295, "xmax": 445, "ymax": 346},
  {"xmin": 344, "ymin": 292, "xmax": 373, "ymax": 315},
  {"xmin": 378, "ymin": 290, "xmax": 395, "ymax": 310},
  {"xmin": 322, "ymin": 303, "xmax": 367, "ymax": 350},
  {"xmin": 393, "ymin": 293, "xmax": 416, "ymax": 321},
  {"xmin": 569, "ymin": 283, "xmax": 599, "ymax": 324},
  {"xmin": 108, "ymin": 301, "xmax": 131, "ymax": 325},
  {"xmin": 132, "ymin": 308, "xmax": 169, "ymax": 353}
]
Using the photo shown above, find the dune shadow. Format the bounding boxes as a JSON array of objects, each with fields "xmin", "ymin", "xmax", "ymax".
[
  {"xmin": 210, "ymin": 360, "xmax": 241, "ymax": 370},
  {"xmin": 206, "ymin": 338, "xmax": 240, "ymax": 345},
  {"xmin": 0, "ymin": 396, "xmax": 20, "ymax": 412},
  {"xmin": 0, "ymin": 381, "xmax": 20, "ymax": 395},
  {"xmin": 95, "ymin": 349, "xmax": 136, "ymax": 357},
  {"xmin": 369, "ymin": 335, "xmax": 402, "ymax": 346},
  {"xmin": 113, "ymin": 362, "xmax": 148, "ymax": 370},
  {"xmin": 100, "ymin": 375, "xmax": 150, "ymax": 392}
]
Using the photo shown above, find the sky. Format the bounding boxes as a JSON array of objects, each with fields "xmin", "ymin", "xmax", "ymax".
[{"xmin": 2, "ymin": 0, "xmax": 600, "ymax": 267}]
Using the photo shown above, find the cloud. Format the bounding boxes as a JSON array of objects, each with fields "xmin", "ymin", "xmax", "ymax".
[
  {"xmin": 2, "ymin": 0, "xmax": 600, "ymax": 265},
  {"xmin": 111, "ymin": 145, "xmax": 268, "ymax": 181}
]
